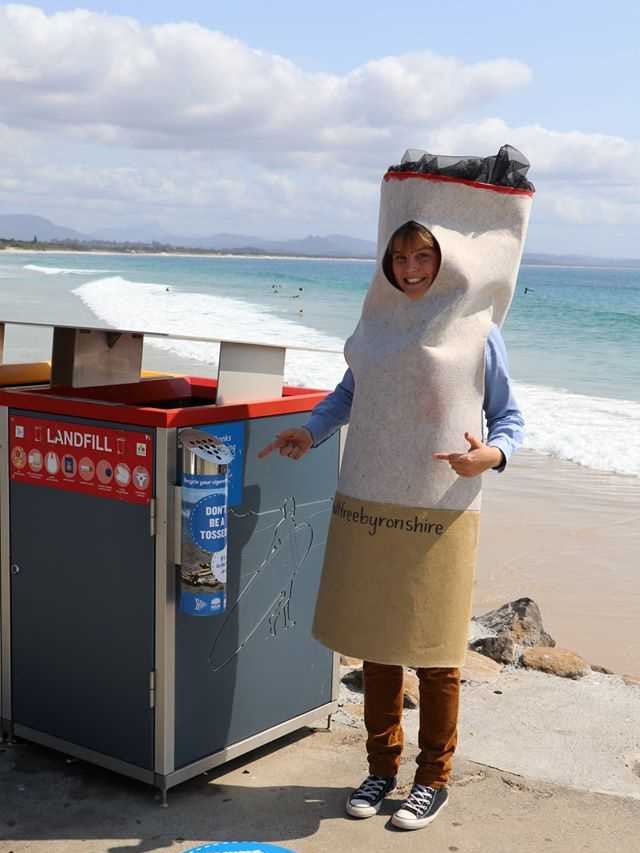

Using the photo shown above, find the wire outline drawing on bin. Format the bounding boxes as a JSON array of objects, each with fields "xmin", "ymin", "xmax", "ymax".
[{"xmin": 208, "ymin": 495, "xmax": 314, "ymax": 672}]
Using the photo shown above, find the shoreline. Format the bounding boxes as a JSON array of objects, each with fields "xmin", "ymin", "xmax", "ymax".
[
  {"xmin": 1, "ymin": 246, "xmax": 375, "ymax": 263},
  {"xmin": 5, "ymin": 246, "xmax": 640, "ymax": 271}
]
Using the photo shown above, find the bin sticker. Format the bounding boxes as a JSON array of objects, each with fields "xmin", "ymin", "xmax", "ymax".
[
  {"xmin": 180, "ymin": 470, "xmax": 229, "ymax": 617},
  {"xmin": 9, "ymin": 416, "xmax": 153, "ymax": 505},
  {"xmin": 189, "ymin": 422, "xmax": 245, "ymax": 507}
]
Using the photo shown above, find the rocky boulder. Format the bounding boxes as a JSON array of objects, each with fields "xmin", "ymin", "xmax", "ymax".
[
  {"xmin": 521, "ymin": 646, "xmax": 591, "ymax": 679},
  {"xmin": 341, "ymin": 667, "xmax": 364, "ymax": 692},
  {"xmin": 469, "ymin": 598, "xmax": 555, "ymax": 665},
  {"xmin": 461, "ymin": 650, "xmax": 503, "ymax": 683}
]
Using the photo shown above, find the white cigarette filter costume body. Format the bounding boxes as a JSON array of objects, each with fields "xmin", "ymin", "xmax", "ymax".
[{"xmin": 313, "ymin": 145, "xmax": 534, "ymax": 667}]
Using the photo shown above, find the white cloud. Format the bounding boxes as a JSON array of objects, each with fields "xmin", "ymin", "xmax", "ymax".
[
  {"xmin": 427, "ymin": 118, "xmax": 640, "ymax": 225},
  {"xmin": 428, "ymin": 119, "xmax": 640, "ymax": 181},
  {"xmin": 0, "ymin": 5, "xmax": 639, "ymax": 245},
  {"xmin": 0, "ymin": 141, "xmax": 380, "ymax": 237},
  {"xmin": 0, "ymin": 5, "xmax": 530, "ymax": 154},
  {"xmin": 344, "ymin": 55, "xmax": 530, "ymax": 126}
]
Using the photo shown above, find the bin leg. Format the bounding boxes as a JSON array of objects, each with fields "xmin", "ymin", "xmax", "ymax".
[
  {"xmin": 310, "ymin": 715, "xmax": 332, "ymax": 732},
  {"xmin": 155, "ymin": 783, "xmax": 169, "ymax": 807},
  {"xmin": 2, "ymin": 720, "xmax": 17, "ymax": 743}
]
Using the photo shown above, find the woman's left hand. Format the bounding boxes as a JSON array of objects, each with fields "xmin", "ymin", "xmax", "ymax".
[{"xmin": 433, "ymin": 432, "xmax": 503, "ymax": 477}]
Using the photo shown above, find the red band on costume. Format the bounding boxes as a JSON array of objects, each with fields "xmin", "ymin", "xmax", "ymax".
[{"xmin": 383, "ymin": 171, "xmax": 535, "ymax": 197}]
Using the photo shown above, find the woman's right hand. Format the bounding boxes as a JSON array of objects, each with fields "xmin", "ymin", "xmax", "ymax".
[{"xmin": 257, "ymin": 427, "xmax": 313, "ymax": 461}]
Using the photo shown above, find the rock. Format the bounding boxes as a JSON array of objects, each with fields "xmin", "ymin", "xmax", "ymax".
[
  {"xmin": 341, "ymin": 668, "xmax": 363, "ymax": 691},
  {"xmin": 474, "ymin": 597, "xmax": 555, "ymax": 645},
  {"xmin": 340, "ymin": 655, "xmax": 363, "ymax": 668},
  {"xmin": 461, "ymin": 650, "xmax": 503, "ymax": 683},
  {"xmin": 622, "ymin": 674, "xmax": 640, "ymax": 687},
  {"xmin": 521, "ymin": 646, "xmax": 591, "ymax": 679},
  {"xmin": 470, "ymin": 635, "xmax": 519, "ymax": 665},
  {"xmin": 403, "ymin": 670, "xmax": 419, "ymax": 709},
  {"xmin": 469, "ymin": 598, "xmax": 555, "ymax": 664},
  {"xmin": 467, "ymin": 619, "xmax": 496, "ymax": 645}
]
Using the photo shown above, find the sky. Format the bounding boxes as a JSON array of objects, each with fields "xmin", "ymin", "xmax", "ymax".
[{"xmin": 1, "ymin": 1, "xmax": 639, "ymax": 256}]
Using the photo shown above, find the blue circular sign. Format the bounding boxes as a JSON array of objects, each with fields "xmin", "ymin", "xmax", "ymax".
[
  {"xmin": 181, "ymin": 845, "xmax": 297, "ymax": 853},
  {"xmin": 189, "ymin": 491, "xmax": 227, "ymax": 554}
]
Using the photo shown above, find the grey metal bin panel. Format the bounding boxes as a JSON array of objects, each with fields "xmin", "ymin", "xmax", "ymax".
[
  {"xmin": 9, "ymin": 414, "xmax": 156, "ymax": 770},
  {"xmin": 174, "ymin": 413, "xmax": 338, "ymax": 769}
]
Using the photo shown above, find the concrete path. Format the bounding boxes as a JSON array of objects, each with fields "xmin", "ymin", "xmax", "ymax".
[
  {"xmin": 2, "ymin": 716, "xmax": 639, "ymax": 853},
  {"xmin": 407, "ymin": 669, "xmax": 640, "ymax": 799}
]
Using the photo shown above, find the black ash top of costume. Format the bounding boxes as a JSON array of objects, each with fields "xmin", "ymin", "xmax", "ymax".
[{"xmin": 387, "ymin": 144, "xmax": 534, "ymax": 192}]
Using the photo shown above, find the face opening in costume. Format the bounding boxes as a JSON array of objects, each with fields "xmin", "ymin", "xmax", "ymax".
[{"xmin": 383, "ymin": 222, "xmax": 441, "ymax": 301}]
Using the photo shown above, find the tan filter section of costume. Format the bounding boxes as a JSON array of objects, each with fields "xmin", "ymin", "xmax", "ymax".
[{"xmin": 312, "ymin": 492, "xmax": 480, "ymax": 667}]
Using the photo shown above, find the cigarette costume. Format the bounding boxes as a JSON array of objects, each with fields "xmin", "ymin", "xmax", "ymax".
[{"xmin": 313, "ymin": 146, "xmax": 534, "ymax": 667}]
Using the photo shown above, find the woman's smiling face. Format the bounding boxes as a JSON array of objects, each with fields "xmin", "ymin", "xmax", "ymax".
[{"xmin": 390, "ymin": 233, "xmax": 440, "ymax": 300}]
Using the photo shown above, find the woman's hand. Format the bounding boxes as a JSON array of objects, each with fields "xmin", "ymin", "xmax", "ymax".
[
  {"xmin": 433, "ymin": 432, "xmax": 503, "ymax": 477},
  {"xmin": 257, "ymin": 427, "xmax": 314, "ymax": 461}
]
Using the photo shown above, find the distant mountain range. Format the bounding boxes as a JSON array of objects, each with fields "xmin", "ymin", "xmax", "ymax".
[
  {"xmin": 2, "ymin": 213, "xmax": 640, "ymax": 268},
  {"xmin": 0, "ymin": 214, "xmax": 377, "ymax": 258},
  {"xmin": 0, "ymin": 214, "xmax": 84, "ymax": 243}
]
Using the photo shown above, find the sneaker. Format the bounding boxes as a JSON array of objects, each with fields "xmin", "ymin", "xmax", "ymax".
[
  {"xmin": 345, "ymin": 774, "xmax": 397, "ymax": 818},
  {"xmin": 390, "ymin": 784, "xmax": 448, "ymax": 830}
]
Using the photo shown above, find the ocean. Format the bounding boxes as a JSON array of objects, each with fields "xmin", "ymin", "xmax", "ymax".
[{"xmin": 1, "ymin": 250, "xmax": 639, "ymax": 478}]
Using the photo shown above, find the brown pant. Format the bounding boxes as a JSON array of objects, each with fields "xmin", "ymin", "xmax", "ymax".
[{"xmin": 363, "ymin": 661, "xmax": 460, "ymax": 788}]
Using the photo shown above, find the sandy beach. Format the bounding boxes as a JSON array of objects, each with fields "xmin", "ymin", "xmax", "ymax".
[{"xmin": 477, "ymin": 449, "xmax": 639, "ymax": 675}]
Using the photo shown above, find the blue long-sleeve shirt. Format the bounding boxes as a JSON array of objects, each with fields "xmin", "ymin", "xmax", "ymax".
[{"xmin": 304, "ymin": 325, "xmax": 524, "ymax": 472}]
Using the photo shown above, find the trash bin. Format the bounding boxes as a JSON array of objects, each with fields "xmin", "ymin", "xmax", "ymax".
[
  {"xmin": 0, "ymin": 357, "xmax": 53, "ymax": 735},
  {"xmin": 0, "ymin": 320, "xmax": 340, "ymax": 799}
]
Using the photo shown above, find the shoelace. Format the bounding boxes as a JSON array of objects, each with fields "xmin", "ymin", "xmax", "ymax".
[
  {"xmin": 402, "ymin": 784, "xmax": 434, "ymax": 815},
  {"xmin": 352, "ymin": 775, "xmax": 389, "ymax": 803}
]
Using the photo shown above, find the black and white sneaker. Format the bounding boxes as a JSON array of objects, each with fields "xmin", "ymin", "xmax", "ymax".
[
  {"xmin": 391, "ymin": 784, "xmax": 448, "ymax": 830},
  {"xmin": 345, "ymin": 774, "xmax": 397, "ymax": 818}
]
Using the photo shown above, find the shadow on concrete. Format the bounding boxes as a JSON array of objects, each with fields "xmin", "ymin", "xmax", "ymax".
[{"xmin": 0, "ymin": 729, "xmax": 351, "ymax": 852}]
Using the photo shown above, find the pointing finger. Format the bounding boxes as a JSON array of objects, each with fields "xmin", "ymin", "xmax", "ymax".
[
  {"xmin": 257, "ymin": 433, "xmax": 288, "ymax": 458},
  {"xmin": 257, "ymin": 440, "xmax": 279, "ymax": 459}
]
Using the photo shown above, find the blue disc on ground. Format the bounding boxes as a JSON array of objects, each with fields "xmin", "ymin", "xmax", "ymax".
[{"xmin": 181, "ymin": 845, "xmax": 297, "ymax": 853}]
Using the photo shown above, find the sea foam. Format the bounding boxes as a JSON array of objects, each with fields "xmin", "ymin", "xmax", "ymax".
[
  {"xmin": 512, "ymin": 382, "xmax": 640, "ymax": 478},
  {"xmin": 72, "ymin": 277, "xmax": 347, "ymax": 390},
  {"xmin": 73, "ymin": 276, "xmax": 640, "ymax": 478},
  {"xmin": 25, "ymin": 264, "xmax": 115, "ymax": 276}
]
